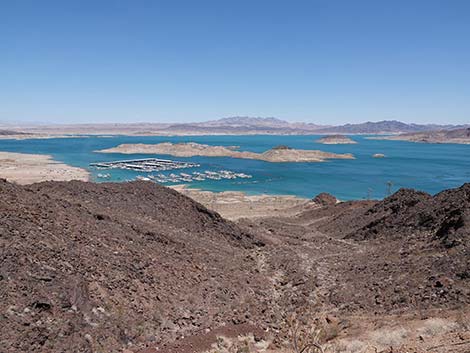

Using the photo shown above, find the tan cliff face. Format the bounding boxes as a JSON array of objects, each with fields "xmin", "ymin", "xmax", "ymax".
[{"xmin": 97, "ymin": 142, "xmax": 355, "ymax": 162}]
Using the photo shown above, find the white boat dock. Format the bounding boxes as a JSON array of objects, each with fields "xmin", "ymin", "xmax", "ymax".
[{"xmin": 90, "ymin": 158, "xmax": 200, "ymax": 172}]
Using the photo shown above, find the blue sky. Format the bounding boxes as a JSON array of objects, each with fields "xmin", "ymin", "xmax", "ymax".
[{"xmin": 1, "ymin": 0, "xmax": 469, "ymax": 125}]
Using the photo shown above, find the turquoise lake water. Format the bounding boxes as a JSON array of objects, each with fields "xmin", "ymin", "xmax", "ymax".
[{"xmin": 1, "ymin": 135, "xmax": 469, "ymax": 200}]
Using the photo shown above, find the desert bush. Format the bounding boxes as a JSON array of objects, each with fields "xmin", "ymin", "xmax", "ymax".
[
  {"xmin": 416, "ymin": 317, "xmax": 460, "ymax": 337},
  {"xmin": 286, "ymin": 313, "xmax": 331, "ymax": 353},
  {"xmin": 205, "ymin": 334, "xmax": 269, "ymax": 353},
  {"xmin": 368, "ymin": 327, "xmax": 408, "ymax": 348},
  {"xmin": 328, "ymin": 339, "xmax": 368, "ymax": 353}
]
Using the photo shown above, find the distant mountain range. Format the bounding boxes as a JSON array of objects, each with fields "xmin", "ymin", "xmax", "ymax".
[
  {"xmin": 1, "ymin": 117, "xmax": 468, "ymax": 136},
  {"xmin": 163, "ymin": 117, "xmax": 465, "ymax": 135},
  {"xmin": 161, "ymin": 116, "xmax": 326, "ymax": 134},
  {"xmin": 308, "ymin": 120, "xmax": 463, "ymax": 134}
]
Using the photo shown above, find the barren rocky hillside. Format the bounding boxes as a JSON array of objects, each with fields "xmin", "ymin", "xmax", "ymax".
[
  {"xmin": 1, "ymin": 180, "xmax": 469, "ymax": 352},
  {"xmin": 0, "ymin": 180, "xmax": 270, "ymax": 352}
]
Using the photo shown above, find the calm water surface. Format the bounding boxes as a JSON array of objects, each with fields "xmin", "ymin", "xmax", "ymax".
[{"xmin": 1, "ymin": 135, "xmax": 469, "ymax": 200}]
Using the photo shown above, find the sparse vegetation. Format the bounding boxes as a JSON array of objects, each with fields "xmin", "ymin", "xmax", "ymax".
[
  {"xmin": 416, "ymin": 318, "xmax": 459, "ymax": 337},
  {"xmin": 286, "ymin": 314, "xmax": 330, "ymax": 353},
  {"xmin": 368, "ymin": 327, "xmax": 408, "ymax": 349},
  {"xmin": 205, "ymin": 334, "xmax": 269, "ymax": 353}
]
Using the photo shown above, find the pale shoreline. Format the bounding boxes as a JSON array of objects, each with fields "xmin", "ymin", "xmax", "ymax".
[
  {"xmin": 370, "ymin": 135, "xmax": 470, "ymax": 144},
  {"xmin": 170, "ymin": 184, "xmax": 311, "ymax": 220},
  {"xmin": 0, "ymin": 151, "xmax": 90, "ymax": 184},
  {"xmin": 0, "ymin": 149, "xmax": 313, "ymax": 218},
  {"xmin": 368, "ymin": 128, "xmax": 470, "ymax": 145},
  {"xmin": 0, "ymin": 134, "xmax": 87, "ymax": 140},
  {"xmin": 0, "ymin": 149, "xmax": 312, "ymax": 219},
  {"xmin": 0, "ymin": 131, "xmax": 398, "ymax": 139}
]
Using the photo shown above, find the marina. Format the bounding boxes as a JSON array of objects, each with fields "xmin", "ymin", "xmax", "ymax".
[
  {"xmin": 90, "ymin": 158, "xmax": 200, "ymax": 172},
  {"xmin": 90, "ymin": 158, "xmax": 253, "ymax": 185},
  {"xmin": 143, "ymin": 170, "xmax": 252, "ymax": 184}
]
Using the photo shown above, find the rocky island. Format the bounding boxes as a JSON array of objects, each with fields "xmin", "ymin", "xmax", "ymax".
[
  {"xmin": 316, "ymin": 134, "xmax": 357, "ymax": 144},
  {"xmin": 97, "ymin": 142, "xmax": 355, "ymax": 162}
]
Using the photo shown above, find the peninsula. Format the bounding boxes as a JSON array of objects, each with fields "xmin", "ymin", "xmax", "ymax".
[
  {"xmin": 0, "ymin": 129, "xmax": 81, "ymax": 140},
  {"xmin": 97, "ymin": 142, "xmax": 355, "ymax": 162},
  {"xmin": 373, "ymin": 127, "xmax": 470, "ymax": 144},
  {"xmin": 0, "ymin": 151, "xmax": 90, "ymax": 184},
  {"xmin": 316, "ymin": 134, "xmax": 357, "ymax": 144}
]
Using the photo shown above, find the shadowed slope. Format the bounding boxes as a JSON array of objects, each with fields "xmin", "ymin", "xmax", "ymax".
[{"xmin": 0, "ymin": 180, "xmax": 265, "ymax": 352}]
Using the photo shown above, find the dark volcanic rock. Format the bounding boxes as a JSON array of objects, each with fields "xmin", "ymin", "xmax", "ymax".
[
  {"xmin": 272, "ymin": 145, "xmax": 292, "ymax": 150},
  {"xmin": 343, "ymin": 184, "xmax": 470, "ymax": 246},
  {"xmin": 312, "ymin": 192, "xmax": 337, "ymax": 206},
  {"xmin": 0, "ymin": 180, "xmax": 267, "ymax": 352},
  {"xmin": 2, "ymin": 179, "xmax": 470, "ymax": 353},
  {"xmin": 280, "ymin": 183, "xmax": 470, "ymax": 315}
]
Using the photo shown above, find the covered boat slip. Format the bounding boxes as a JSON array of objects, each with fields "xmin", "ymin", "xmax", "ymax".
[{"xmin": 90, "ymin": 158, "xmax": 200, "ymax": 172}]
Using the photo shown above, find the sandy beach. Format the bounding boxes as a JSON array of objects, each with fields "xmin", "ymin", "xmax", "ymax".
[
  {"xmin": 170, "ymin": 184, "xmax": 311, "ymax": 220},
  {"xmin": 0, "ymin": 151, "xmax": 90, "ymax": 184}
]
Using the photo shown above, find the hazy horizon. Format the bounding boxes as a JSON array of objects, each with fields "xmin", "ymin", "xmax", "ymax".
[
  {"xmin": 0, "ymin": 116, "xmax": 467, "ymax": 127},
  {"xmin": 1, "ymin": 1, "xmax": 469, "ymax": 125}
]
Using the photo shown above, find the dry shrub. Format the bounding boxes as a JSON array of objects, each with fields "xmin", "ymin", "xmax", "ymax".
[
  {"xmin": 368, "ymin": 327, "xmax": 408, "ymax": 348},
  {"xmin": 205, "ymin": 334, "xmax": 270, "ymax": 353},
  {"xmin": 286, "ymin": 313, "xmax": 332, "ymax": 353},
  {"xmin": 205, "ymin": 336, "xmax": 251, "ymax": 353},
  {"xmin": 205, "ymin": 313, "xmax": 336, "ymax": 353},
  {"xmin": 416, "ymin": 317, "xmax": 459, "ymax": 337},
  {"xmin": 456, "ymin": 311, "xmax": 470, "ymax": 330},
  {"xmin": 328, "ymin": 339, "xmax": 368, "ymax": 353}
]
